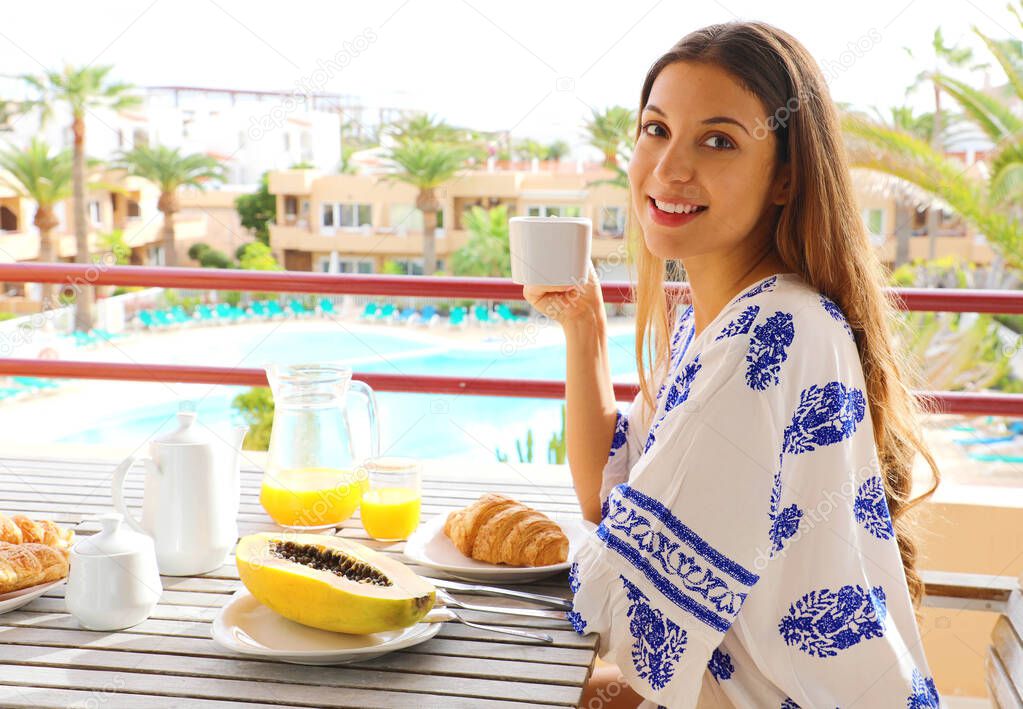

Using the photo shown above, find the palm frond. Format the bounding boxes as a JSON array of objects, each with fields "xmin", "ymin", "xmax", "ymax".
[
  {"xmin": 973, "ymin": 28, "xmax": 1023, "ymax": 101},
  {"xmin": 932, "ymin": 73, "xmax": 1023, "ymax": 141}
]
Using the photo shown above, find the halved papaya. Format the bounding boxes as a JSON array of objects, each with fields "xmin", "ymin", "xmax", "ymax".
[{"xmin": 235, "ymin": 533, "xmax": 435, "ymax": 635}]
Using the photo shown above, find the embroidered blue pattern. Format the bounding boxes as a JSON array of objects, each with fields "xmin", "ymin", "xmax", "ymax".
[
  {"xmin": 644, "ymin": 354, "xmax": 703, "ymax": 454},
  {"xmin": 734, "ymin": 275, "xmax": 777, "ymax": 304},
  {"xmin": 781, "ymin": 699, "xmax": 801, "ymax": 709},
  {"xmin": 598, "ymin": 484, "xmax": 758, "ymax": 633},
  {"xmin": 778, "ymin": 584, "xmax": 888, "ymax": 658},
  {"xmin": 671, "ymin": 305, "xmax": 694, "ymax": 346},
  {"xmin": 853, "ymin": 476, "xmax": 894, "ymax": 540},
  {"xmin": 782, "ymin": 382, "xmax": 867, "ymax": 457},
  {"xmin": 671, "ymin": 317, "xmax": 696, "ymax": 370},
  {"xmin": 644, "ymin": 423, "xmax": 659, "ymax": 454},
  {"xmin": 567, "ymin": 609, "xmax": 587, "ymax": 635},
  {"xmin": 768, "ymin": 469, "xmax": 804, "ymax": 555},
  {"xmin": 665, "ymin": 355, "xmax": 702, "ymax": 413},
  {"xmin": 716, "ymin": 305, "xmax": 760, "ymax": 340},
  {"xmin": 768, "ymin": 382, "xmax": 867, "ymax": 554},
  {"xmin": 620, "ymin": 574, "xmax": 687, "ymax": 690},
  {"xmin": 907, "ymin": 667, "xmax": 940, "ymax": 708},
  {"xmin": 820, "ymin": 295, "xmax": 853, "ymax": 338},
  {"xmin": 609, "ymin": 411, "xmax": 629, "ymax": 459},
  {"xmin": 568, "ymin": 562, "xmax": 581, "ymax": 594},
  {"xmin": 707, "ymin": 647, "xmax": 734, "ymax": 680},
  {"xmin": 745, "ymin": 311, "xmax": 795, "ymax": 390}
]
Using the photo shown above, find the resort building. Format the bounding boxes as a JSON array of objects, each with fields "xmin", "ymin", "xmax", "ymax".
[
  {"xmin": 267, "ymin": 161, "xmax": 997, "ymax": 277},
  {"xmin": 0, "ymin": 170, "xmax": 206, "ymax": 310}
]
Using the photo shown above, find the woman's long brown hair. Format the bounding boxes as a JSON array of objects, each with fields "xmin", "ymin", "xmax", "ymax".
[{"xmin": 626, "ymin": 21, "xmax": 941, "ymax": 612}]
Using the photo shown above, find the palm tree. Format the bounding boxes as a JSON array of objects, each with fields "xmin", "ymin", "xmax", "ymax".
[
  {"xmin": 22, "ymin": 64, "xmax": 140, "ymax": 330},
  {"xmin": 116, "ymin": 145, "xmax": 225, "ymax": 266},
  {"xmin": 843, "ymin": 113, "xmax": 1023, "ymax": 269},
  {"xmin": 451, "ymin": 205, "xmax": 510, "ymax": 277},
  {"xmin": 383, "ymin": 138, "xmax": 471, "ymax": 276},
  {"xmin": 387, "ymin": 113, "xmax": 462, "ymax": 145},
  {"xmin": 904, "ymin": 28, "xmax": 983, "ymax": 259},
  {"xmin": 842, "ymin": 17, "xmax": 1023, "ymax": 271},
  {"xmin": 583, "ymin": 106, "xmax": 636, "ymax": 168},
  {"xmin": 0, "ymin": 139, "xmax": 73, "ymax": 305},
  {"xmin": 545, "ymin": 140, "xmax": 571, "ymax": 162}
]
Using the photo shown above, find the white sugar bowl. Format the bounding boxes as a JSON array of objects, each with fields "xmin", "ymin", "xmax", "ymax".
[{"xmin": 66, "ymin": 512, "xmax": 163, "ymax": 630}]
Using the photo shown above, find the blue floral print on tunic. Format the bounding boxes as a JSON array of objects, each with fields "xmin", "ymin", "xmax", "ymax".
[
  {"xmin": 621, "ymin": 574, "xmax": 688, "ymax": 690},
  {"xmin": 769, "ymin": 381, "xmax": 867, "ymax": 554},
  {"xmin": 853, "ymin": 476, "xmax": 895, "ymax": 540},
  {"xmin": 777, "ymin": 584, "xmax": 887, "ymax": 658},
  {"xmin": 716, "ymin": 304, "xmax": 760, "ymax": 340},
  {"xmin": 707, "ymin": 647, "xmax": 734, "ymax": 680},
  {"xmin": 745, "ymin": 311, "xmax": 795, "ymax": 390},
  {"xmin": 820, "ymin": 295, "xmax": 854, "ymax": 338},
  {"xmin": 907, "ymin": 667, "xmax": 940, "ymax": 708}
]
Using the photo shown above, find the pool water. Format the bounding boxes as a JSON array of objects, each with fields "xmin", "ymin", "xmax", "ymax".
[{"xmin": 59, "ymin": 329, "xmax": 640, "ymax": 463}]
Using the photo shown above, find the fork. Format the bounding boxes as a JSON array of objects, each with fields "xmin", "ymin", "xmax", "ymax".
[
  {"xmin": 425, "ymin": 605, "xmax": 554, "ymax": 643},
  {"xmin": 436, "ymin": 588, "xmax": 567, "ymax": 621}
]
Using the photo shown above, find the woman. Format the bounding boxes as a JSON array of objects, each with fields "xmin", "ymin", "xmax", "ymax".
[{"xmin": 523, "ymin": 21, "xmax": 942, "ymax": 709}]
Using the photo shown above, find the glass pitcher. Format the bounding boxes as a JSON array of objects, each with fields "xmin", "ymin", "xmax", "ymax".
[{"xmin": 260, "ymin": 363, "xmax": 380, "ymax": 530}]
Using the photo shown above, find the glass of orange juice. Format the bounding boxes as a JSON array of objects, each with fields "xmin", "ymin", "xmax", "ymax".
[{"xmin": 358, "ymin": 457, "xmax": 421, "ymax": 541}]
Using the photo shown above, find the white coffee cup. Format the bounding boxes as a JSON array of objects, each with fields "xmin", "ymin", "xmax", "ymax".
[{"xmin": 509, "ymin": 216, "xmax": 592, "ymax": 286}]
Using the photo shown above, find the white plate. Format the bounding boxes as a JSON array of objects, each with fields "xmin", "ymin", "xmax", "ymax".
[
  {"xmin": 403, "ymin": 515, "xmax": 595, "ymax": 583},
  {"xmin": 0, "ymin": 578, "xmax": 65, "ymax": 615},
  {"xmin": 211, "ymin": 588, "xmax": 442, "ymax": 665}
]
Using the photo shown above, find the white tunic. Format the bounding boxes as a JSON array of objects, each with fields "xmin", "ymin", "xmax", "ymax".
[{"xmin": 569, "ymin": 273, "xmax": 941, "ymax": 709}]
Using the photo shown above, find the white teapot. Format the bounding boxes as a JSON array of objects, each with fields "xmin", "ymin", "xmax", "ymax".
[{"xmin": 112, "ymin": 408, "xmax": 248, "ymax": 576}]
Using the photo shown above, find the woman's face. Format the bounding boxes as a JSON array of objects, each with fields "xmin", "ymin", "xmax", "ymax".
[{"xmin": 628, "ymin": 60, "xmax": 789, "ymax": 262}]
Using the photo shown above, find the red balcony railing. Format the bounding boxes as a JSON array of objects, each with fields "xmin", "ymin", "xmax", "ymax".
[{"xmin": 0, "ymin": 262, "xmax": 1021, "ymax": 415}]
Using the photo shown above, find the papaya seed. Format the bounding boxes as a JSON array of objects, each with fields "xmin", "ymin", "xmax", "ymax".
[{"xmin": 269, "ymin": 540, "xmax": 392, "ymax": 586}]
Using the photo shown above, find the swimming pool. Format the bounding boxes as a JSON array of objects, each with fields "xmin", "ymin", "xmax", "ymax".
[{"xmin": 58, "ymin": 326, "xmax": 640, "ymax": 463}]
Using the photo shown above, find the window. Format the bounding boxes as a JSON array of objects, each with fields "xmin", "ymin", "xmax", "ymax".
[
  {"xmin": 598, "ymin": 206, "xmax": 625, "ymax": 237},
  {"xmin": 300, "ymin": 131, "xmax": 313, "ymax": 162},
  {"xmin": 317, "ymin": 257, "xmax": 374, "ymax": 273},
  {"xmin": 862, "ymin": 208, "xmax": 884, "ymax": 237},
  {"xmin": 127, "ymin": 200, "xmax": 141, "ymax": 219},
  {"xmin": 284, "ymin": 196, "xmax": 298, "ymax": 216},
  {"xmin": 526, "ymin": 205, "xmax": 581, "ymax": 218},
  {"xmin": 147, "ymin": 245, "xmax": 165, "ymax": 266},
  {"xmin": 132, "ymin": 128, "xmax": 149, "ymax": 149},
  {"xmin": 321, "ymin": 202, "xmax": 372, "ymax": 233},
  {"xmin": 283, "ymin": 133, "xmax": 291, "ymax": 151},
  {"xmin": 88, "ymin": 200, "xmax": 102, "ymax": 226}
]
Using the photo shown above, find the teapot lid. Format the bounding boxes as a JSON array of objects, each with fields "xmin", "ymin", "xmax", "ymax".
[
  {"xmin": 153, "ymin": 403, "xmax": 208, "ymax": 446},
  {"xmin": 75, "ymin": 512, "xmax": 154, "ymax": 556}
]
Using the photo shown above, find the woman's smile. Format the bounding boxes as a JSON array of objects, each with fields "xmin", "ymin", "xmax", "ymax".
[{"xmin": 647, "ymin": 194, "xmax": 709, "ymax": 228}]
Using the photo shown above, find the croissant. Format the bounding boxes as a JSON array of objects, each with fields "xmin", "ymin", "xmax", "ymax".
[
  {"xmin": 0, "ymin": 541, "xmax": 69, "ymax": 594},
  {"xmin": 443, "ymin": 493, "xmax": 569, "ymax": 567},
  {"xmin": 0, "ymin": 513, "xmax": 73, "ymax": 558}
]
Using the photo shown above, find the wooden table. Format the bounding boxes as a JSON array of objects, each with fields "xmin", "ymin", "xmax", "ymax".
[{"xmin": 0, "ymin": 454, "xmax": 598, "ymax": 708}]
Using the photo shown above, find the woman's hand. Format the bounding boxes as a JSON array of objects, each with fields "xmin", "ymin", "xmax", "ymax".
[{"xmin": 522, "ymin": 261, "xmax": 605, "ymax": 328}]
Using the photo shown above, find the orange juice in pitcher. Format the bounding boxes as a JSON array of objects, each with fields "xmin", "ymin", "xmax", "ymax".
[
  {"xmin": 261, "ymin": 363, "xmax": 379, "ymax": 530},
  {"xmin": 260, "ymin": 467, "xmax": 368, "ymax": 528}
]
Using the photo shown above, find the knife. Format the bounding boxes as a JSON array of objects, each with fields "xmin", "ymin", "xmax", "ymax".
[
  {"xmin": 436, "ymin": 588, "xmax": 568, "ymax": 620},
  {"xmin": 421, "ymin": 576, "xmax": 574, "ymax": 611}
]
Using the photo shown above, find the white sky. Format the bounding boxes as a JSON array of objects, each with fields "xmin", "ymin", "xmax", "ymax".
[{"xmin": 0, "ymin": 0, "xmax": 1013, "ymax": 150}]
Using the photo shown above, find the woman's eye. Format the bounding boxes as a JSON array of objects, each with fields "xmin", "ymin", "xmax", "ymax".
[
  {"xmin": 641, "ymin": 122, "xmax": 667, "ymax": 138},
  {"xmin": 703, "ymin": 134, "xmax": 735, "ymax": 150}
]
